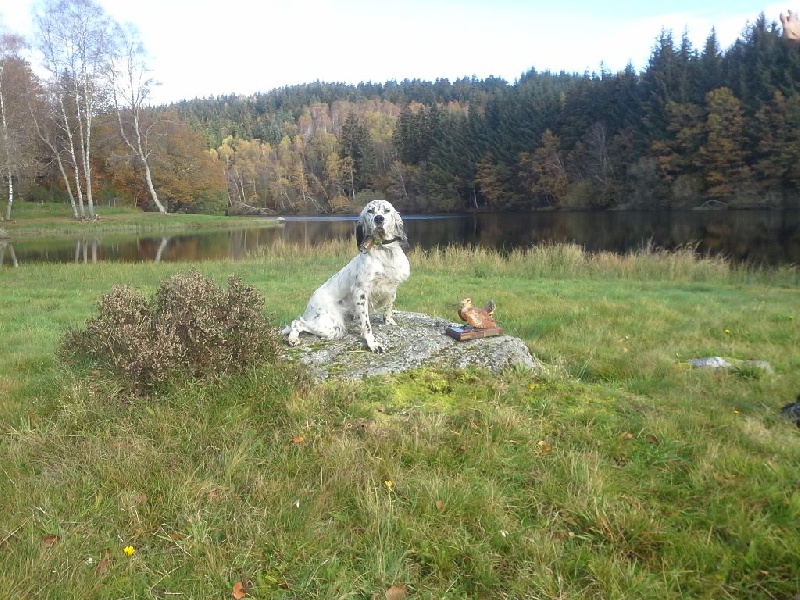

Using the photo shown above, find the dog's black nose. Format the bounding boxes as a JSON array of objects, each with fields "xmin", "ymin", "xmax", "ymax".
[{"xmin": 374, "ymin": 214, "xmax": 384, "ymax": 224}]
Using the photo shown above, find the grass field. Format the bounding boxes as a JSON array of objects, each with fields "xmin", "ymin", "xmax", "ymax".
[
  {"xmin": 0, "ymin": 235, "xmax": 799, "ymax": 599},
  {"xmin": 2, "ymin": 203, "xmax": 280, "ymax": 238}
]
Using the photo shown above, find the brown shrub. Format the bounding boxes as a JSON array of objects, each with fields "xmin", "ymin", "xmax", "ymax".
[{"xmin": 60, "ymin": 270, "xmax": 280, "ymax": 394}]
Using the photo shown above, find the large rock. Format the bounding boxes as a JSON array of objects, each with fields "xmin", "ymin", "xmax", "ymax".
[{"xmin": 282, "ymin": 310, "xmax": 540, "ymax": 380}]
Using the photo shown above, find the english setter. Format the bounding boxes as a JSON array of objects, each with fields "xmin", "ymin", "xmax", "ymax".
[{"xmin": 282, "ymin": 199, "xmax": 410, "ymax": 353}]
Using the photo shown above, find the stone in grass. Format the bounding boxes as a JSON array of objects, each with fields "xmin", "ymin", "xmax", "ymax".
[
  {"xmin": 780, "ymin": 395, "xmax": 800, "ymax": 427},
  {"xmin": 688, "ymin": 356, "xmax": 774, "ymax": 374},
  {"xmin": 281, "ymin": 310, "xmax": 540, "ymax": 380}
]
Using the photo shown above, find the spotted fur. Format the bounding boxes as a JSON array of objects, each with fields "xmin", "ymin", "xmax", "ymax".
[{"xmin": 282, "ymin": 200, "xmax": 410, "ymax": 353}]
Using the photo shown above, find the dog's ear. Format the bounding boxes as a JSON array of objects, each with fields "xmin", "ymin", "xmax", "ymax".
[
  {"xmin": 396, "ymin": 214, "xmax": 409, "ymax": 247},
  {"xmin": 356, "ymin": 222, "xmax": 365, "ymax": 249}
]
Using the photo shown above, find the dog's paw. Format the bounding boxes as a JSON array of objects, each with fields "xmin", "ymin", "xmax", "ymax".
[
  {"xmin": 287, "ymin": 330, "xmax": 300, "ymax": 346},
  {"xmin": 364, "ymin": 334, "xmax": 385, "ymax": 353}
]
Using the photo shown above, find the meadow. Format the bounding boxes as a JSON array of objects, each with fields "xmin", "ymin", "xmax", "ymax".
[
  {"xmin": 1, "ymin": 227, "xmax": 799, "ymax": 598},
  {"xmin": 1, "ymin": 203, "xmax": 279, "ymax": 238}
]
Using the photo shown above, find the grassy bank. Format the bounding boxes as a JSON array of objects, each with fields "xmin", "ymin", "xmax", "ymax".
[
  {"xmin": 0, "ymin": 243, "xmax": 798, "ymax": 598},
  {"xmin": 2, "ymin": 203, "xmax": 279, "ymax": 238}
]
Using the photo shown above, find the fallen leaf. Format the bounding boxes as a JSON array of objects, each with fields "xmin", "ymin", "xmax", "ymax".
[
  {"xmin": 646, "ymin": 434, "xmax": 659, "ymax": 444},
  {"xmin": 290, "ymin": 435, "xmax": 305, "ymax": 444},
  {"xmin": 41, "ymin": 534, "xmax": 60, "ymax": 547},
  {"xmin": 231, "ymin": 581, "xmax": 248, "ymax": 599},
  {"xmin": 95, "ymin": 548, "xmax": 110, "ymax": 575},
  {"xmin": 90, "ymin": 369, "xmax": 101, "ymax": 377},
  {"xmin": 620, "ymin": 431, "xmax": 634, "ymax": 440},
  {"xmin": 435, "ymin": 500, "xmax": 445, "ymax": 511},
  {"xmin": 537, "ymin": 440, "xmax": 552, "ymax": 454},
  {"xmin": 386, "ymin": 584, "xmax": 407, "ymax": 600}
]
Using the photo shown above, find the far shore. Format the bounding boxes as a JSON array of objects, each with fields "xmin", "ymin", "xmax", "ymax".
[{"xmin": 1, "ymin": 204, "xmax": 283, "ymax": 239}]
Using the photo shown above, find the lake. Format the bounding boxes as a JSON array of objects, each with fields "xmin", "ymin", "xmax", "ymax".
[{"xmin": 3, "ymin": 210, "xmax": 799, "ymax": 267}]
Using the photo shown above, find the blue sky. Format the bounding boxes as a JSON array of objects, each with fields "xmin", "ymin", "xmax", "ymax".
[{"xmin": 0, "ymin": 1, "xmax": 789, "ymax": 104}]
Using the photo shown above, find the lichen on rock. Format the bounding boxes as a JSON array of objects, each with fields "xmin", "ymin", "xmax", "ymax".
[{"xmin": 282, "ymin": 310, "xmax": 540, "ymax": 380}]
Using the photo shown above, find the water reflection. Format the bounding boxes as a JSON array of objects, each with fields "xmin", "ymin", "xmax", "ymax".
[
  {"xmin": 0, "ymin": 239, "xmax": 18, "ymax": 267},
  {"xmin": 4, "ymin": 210, "xmax": 800, "ymax": 266}
]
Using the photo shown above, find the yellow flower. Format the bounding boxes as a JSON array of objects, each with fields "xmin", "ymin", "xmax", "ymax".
[
  {"xmin": 123, "ymin": 545, "xmax": 135, "ymax": 557},
  {"xmin": 383, "ymin": 480, "xmax": 394, "ymax": 492},
  {"xmin": 724, "ymin": 328, "xmax": 731, "ymax": 335}
]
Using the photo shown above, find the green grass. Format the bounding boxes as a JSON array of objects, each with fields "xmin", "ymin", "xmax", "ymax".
[
  {"xmin": 1, "ymin": 241, "xmax": 799, "ymax": 598},
  {"xmin": 2, "ymin": 202, "xmax": 280, "ymax": 238}
]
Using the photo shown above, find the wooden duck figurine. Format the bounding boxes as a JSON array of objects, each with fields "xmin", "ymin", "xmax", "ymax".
[{"xmin": 455, "ymin": 297, "xmax": 497, "ymax": 329}]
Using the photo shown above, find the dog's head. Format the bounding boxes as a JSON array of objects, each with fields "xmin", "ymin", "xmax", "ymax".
[{"xmin": 356, "ymin": 199, "xmax": 407, "ymax": 251}]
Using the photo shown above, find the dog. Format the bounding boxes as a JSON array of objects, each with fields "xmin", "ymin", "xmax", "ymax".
[{"xmin": 282, "ymin": 199, "xmax": 410, "ymax": 353}]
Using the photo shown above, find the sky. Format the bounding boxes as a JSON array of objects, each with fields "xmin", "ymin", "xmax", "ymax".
[{"xmin": 0, "ymin": 0, "xmax": 791, "ymax": 105}]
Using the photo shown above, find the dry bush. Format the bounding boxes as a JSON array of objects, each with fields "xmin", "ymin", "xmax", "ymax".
[{"xmin": 60, "ymin": 269, "xmax": 280, "ymax": 394}]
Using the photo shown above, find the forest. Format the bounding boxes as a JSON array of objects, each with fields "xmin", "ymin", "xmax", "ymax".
[{"xmin": 2, "ymin": 1, "xmax": 800, "ymax": 218}]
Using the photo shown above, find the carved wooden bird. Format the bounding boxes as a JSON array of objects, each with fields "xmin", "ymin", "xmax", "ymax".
[{"xmin": 454, "ymin": 297, "xmax": 497, "ymax": 329}]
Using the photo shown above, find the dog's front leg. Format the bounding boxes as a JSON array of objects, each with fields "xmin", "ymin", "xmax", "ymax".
[
  {"xmin": 384, "ymin": 292, "xmax": 398, "ymax": 326},
  {"xmin": 355, "ymin": 287, "xmax": 384, "ymax": 353}
]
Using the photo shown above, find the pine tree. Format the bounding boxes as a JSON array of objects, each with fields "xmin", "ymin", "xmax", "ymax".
[{"xmin": 339, "ymin": 112, "xmax": 376, "ymax": 194}]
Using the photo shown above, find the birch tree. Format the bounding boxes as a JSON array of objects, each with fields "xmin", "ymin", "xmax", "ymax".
[
  {"xmin": 109, "ymin": 24, "xmax": 167, "ymax": 214},
  {"xmin": 33, "ymin": 0, "xmax": 117, "ymax": 219}
]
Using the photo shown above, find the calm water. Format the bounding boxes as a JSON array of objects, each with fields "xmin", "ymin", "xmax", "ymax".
[{"xmin": 3, "ymin": 210, "xmax": 799, "ymax": 266}]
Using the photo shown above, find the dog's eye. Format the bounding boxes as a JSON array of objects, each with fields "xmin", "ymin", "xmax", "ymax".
[{"xmin": 368, "ymin": 208, "xmax": 374, "ymax": 214}]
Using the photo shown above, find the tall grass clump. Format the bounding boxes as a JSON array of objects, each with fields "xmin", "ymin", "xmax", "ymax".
[
  {"xmin": 500, "ymin": 241, "xmax": 796, "ymax": 284},
  {"xmin": 58, "ymin": 269, "xmax": 280, "ymax": 394}
]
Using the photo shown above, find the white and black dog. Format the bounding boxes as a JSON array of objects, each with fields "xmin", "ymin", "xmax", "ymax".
[{"xmin": 282, "ymin": 200, "xmax": 410, "ymax": 353}]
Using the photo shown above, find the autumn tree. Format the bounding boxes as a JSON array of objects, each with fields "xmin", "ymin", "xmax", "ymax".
[
  {"xmin": 128, "ymin": 116, "xmax": 227, "ymax": 213},
  {"xmin": 697, "ymin": 87, "xmax": 750, "ymax": 201},
  {"xmin": 651, "ymin": 100, "xmax": 705, "ymax": 183},
  {"xmin": 518, "ymin": 129, "xmax": 567, "ymax": 207},
  {"xmin": 216, "ymin": 136, "xmax": 274, "ymax": 209},
  {"xmin": 0, "ymin": 34, "xmax": 40, "ymax": 220},
  {"xmin": 751, "ymin": 91, "xmax": 800, "ymax": 195},
  {"xmin": 474, "ymin": 154, "xmax": 518, "ymax": 208}
]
